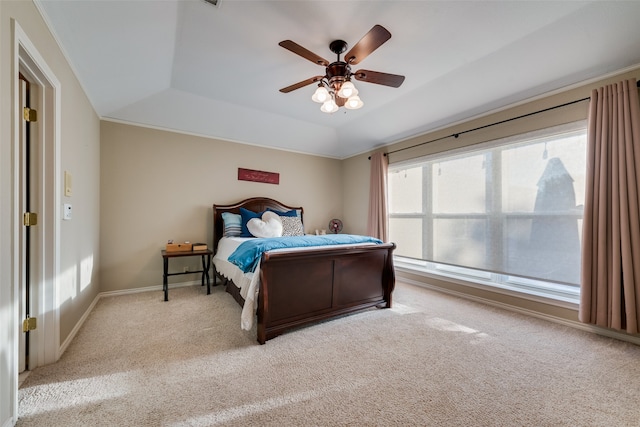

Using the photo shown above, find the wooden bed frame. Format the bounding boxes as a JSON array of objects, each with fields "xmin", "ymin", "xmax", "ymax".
[{"xmin": 212, "ymin": 197, "xmax": 396, "ymax": 344}]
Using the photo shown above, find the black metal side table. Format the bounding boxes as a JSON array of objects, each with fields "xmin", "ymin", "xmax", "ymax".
[{"xmin": 161, "ymin": 249, "xmax": 213, "ymax": 301}]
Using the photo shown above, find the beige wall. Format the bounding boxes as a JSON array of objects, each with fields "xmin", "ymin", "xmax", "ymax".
[
  {"xmin": 341, "ymin": 154, "xmax": 370, "ymax": 236},
  {"xmin": 344, "ymin": 66, "xmax": 640, "ymax": 327},
  {"xmin": 99, "ymin": 121, "xmax": 343, "ymax": 292},
  {"xmin": 1, "ymin": 1, "xmax": 101, "ymax": 424}
]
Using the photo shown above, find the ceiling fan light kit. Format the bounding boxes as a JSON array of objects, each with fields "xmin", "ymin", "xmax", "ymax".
[{"xmin": 279, "ymin": 25, "xmax": 405, "ymax": 114}]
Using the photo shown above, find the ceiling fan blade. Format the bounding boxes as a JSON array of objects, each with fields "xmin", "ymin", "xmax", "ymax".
[
  {"xmin": 279, "ymin": 76, "xmax": 324, "ymax": 93},
  {"xmin": 279, "ymin": 40, "xmax": 329, "ymax": 67},
  {"xmin": 353, "ymin": 70, "xmax": 405, "ymax": 88},
  {"xmin": 344, "ymin": 25, "xmax": 392, "ymax": 65}
]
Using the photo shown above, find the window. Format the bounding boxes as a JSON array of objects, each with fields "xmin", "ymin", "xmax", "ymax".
[{"xmin": 389, "ymin": 122, "xmax": 586, "ymax": 302}]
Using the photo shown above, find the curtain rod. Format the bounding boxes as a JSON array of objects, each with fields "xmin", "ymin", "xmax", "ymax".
[{"xmin": 369, "ymin": 80, "xmax": 640, "ymax": 160}]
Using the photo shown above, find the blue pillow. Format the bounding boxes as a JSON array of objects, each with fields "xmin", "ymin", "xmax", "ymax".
[
  {"xmin": 266, "ymin": 207, "xmax": 298, "ymax": 217},
  {"xmin": 221, "ymin": 212, "xmax": 242, "ymax": 237},
  {"xmin": 239, "ymin": 208, "xmax": 263, "ymax": 237}
]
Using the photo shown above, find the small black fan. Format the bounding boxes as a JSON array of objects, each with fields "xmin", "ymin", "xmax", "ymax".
[{"xmin": 329, "ymin": 218, "xmax": 343, "ymax": 234}]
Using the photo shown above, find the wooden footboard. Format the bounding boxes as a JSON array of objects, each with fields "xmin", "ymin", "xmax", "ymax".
[{"xmin": 257, "ymin": 242, "xmax": 395, "ymax": 344}]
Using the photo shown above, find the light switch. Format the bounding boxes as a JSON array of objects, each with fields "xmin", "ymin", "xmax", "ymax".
[
  {"xmin": 64, "ymin": 171, "xmax": 72, "ymax": 197},
  {"xmin": 63, "ymin": 203, "xmax": 72, "ymax": 220}
]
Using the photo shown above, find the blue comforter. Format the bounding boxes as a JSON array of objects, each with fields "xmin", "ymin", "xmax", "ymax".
[{"xmin": 228, "ymin": 234, "xmax": 383, "ymax": 273}]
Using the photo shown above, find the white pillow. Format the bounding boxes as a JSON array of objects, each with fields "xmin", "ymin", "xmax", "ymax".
[{"xmin": 247, "ymin": 211, "xmax": 283, "ymax": 238}]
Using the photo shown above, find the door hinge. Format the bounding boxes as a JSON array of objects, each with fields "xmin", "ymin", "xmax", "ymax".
[
  {"xmin": 23, "ymin": 107, "xmax": 37, "ymax": 122},
  {"xmin": 22, "ymin": 316, "xmax": 37, "ymax": 333},
  {"xmin": 23, "ymin": 212, "xmax": 38, "ymax": 227}
]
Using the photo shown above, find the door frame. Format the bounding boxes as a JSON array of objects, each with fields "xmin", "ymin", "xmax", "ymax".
[{"xmin": 10, "ymin": 18, "xmax": 61, "ymax": 417}]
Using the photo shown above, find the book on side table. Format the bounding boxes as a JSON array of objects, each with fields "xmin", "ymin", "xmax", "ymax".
[{"xmin": 192, "ymin": 243, "xmax": 208, "ymax": 251}]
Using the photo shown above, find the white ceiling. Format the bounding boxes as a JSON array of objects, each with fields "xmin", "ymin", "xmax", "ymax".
[{"xmin": 35, "ymin": 0, "xmax": 640, "ymax": 159}]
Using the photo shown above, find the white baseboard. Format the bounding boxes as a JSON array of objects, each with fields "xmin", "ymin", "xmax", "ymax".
[
  {"xmin": 57, "ymin": 291, "xmax": 101, "ymax": 358},
  {"xmin": 98, "ymin": 280, "xmax": 200, "ymax": 298},
  {"xmin": 401, "ymin": 277, "xmax": 640, "ymax": 346},
  {"xmin": 58, "ymin": 280, "xmax": 202, "ymax": 358}
]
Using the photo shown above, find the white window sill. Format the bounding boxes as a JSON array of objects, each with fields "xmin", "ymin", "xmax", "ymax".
[{"xmin": 395, "ymin": 259, "xmax": 580, "ymax": 311}]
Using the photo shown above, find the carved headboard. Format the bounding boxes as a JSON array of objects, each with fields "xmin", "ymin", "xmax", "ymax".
[{"xmin": 212, "ymin": 197, "xmax": 304, "ymax": 253}]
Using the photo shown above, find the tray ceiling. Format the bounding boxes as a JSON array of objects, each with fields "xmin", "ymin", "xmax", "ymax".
[{"xmin": 35, "ymin": 1, "xmax": 640, "ymax": 158}]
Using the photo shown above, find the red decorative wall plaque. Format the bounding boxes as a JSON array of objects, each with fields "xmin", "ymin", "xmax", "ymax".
[{"xmin": 238, "ymin": 168, "xmax": 280, "ymax": 185}]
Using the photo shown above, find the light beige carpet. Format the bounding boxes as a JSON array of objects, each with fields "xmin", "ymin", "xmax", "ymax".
[{"xmin": 18, "ymin": 281, "xmax": 640, "ymax": 426}]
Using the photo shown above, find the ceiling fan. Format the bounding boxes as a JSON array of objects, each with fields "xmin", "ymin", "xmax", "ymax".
[{"xmin": 279, "ymin": 25, "xmax": 405, "ymax": 113}]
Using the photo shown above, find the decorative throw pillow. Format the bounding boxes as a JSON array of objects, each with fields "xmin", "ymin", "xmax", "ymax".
[
  {"xmin": 239, "ymin": 208, "xmax": 263, "ymax": 237},
  {"xmin": 281, "ymin": 216, "xmax": 305, "ymax": 236},
  {"xmin": 247, "ymin": 211, "xmax": 283, "ymax": 238},
  {"xmin": 221, "ymin": 212, "xmax": 242, "ymax": 237},
  {"xmin": 266, "ymin": 207, "xmax": 299, "ymax": 217}
]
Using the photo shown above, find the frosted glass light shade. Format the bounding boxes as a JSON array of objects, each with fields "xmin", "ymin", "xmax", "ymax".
[
  {"xmin": 320, "ymin": 98, "xmax": 339, "ymax": 113},
  {"xmin": 337, "ymin": 81, "xmax": 358, "ymax": 98},
  {"xmin": 344, "ymin": 95, "xmax": 363, "ymax": 110},
  {"xmin": 311, "ymin": 86, "xmax": 330, "ymax": 103}
]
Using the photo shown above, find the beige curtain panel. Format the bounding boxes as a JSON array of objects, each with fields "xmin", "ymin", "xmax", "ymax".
[
  {"xmin": 367, "ymin": 151, "xmax": 389, "ymax": 241},
  {"xmin": 580, "ymin": 78, "xmax": 640, "ymax": 333}
]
